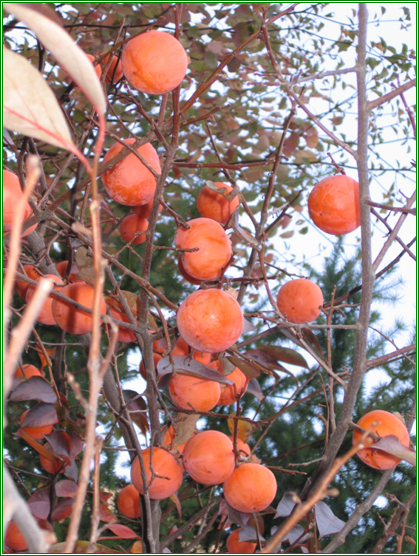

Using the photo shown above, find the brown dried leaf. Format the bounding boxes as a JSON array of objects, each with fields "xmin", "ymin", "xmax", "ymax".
[
  {"xmin": 172, "ymin": 414, "xmax": 200, "ymax": 447},
  {"xmin": 371, "ymin": 435, "xmax": 416, "ymax": 466},
  {"xmin": 157, "ymin": 356, "xmax": 234, "ymax": 385},
  {"xmin": 259, "ymin": 346, "xmax": 309, "ymax": 369},
  {"xmin": 227, "ymin": 356, "xmax": 260, "ymax": 380}
]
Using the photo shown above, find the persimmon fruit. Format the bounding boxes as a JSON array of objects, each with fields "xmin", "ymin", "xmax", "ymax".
[
  {"xmin": 26, "ymin": 274, "xmax": 64, "ymax": 326},
  {"xmin": 14, "ymin": 364, "xmax": 42, "ymax": 379},
  {"xmin": 121, "ymin": 30, "xmax": 188, "ymax": 95},
  {"xmin": 52, "ymin": 282, "xmax": 106, "ymax": 335},
  {"xmin": 353, "ymin": 409, "xmax": 410, "ymax": 470},
  {"xmin": 86, "ymin": 54, "xmax": 102, "ymax": 79},
  {"xmin": 39, "ymin": 448, "xmax": 63, "ymax": 475},
  {"xmin": 178, "ymin": 257, "xmax": 202, "ymax": 286},
  {"xmin": 56, "ymin": 260, "xmax": 82, "ymax": 283},
  {"xmin": 103, "ymin": 54, "xmax": 123, "ymax": 84},
  {"xmin": 226, "ymin": 528, "xmax": 257, "ymax": 554},
  {"xmin": 192, "ymin": 350, "xmax": 212, "ymax": 366},
  {"xmin": 131, "ymin": 447, "xmax": 183, "ymax": 500},
  {"xmin": 132, "ymin": 199, "xmax": 162, "ymax": 219},
  {"xmin": 117, "ymin": 484, "xmax": 142, "ymax": 519},
  {"xmin": 102, "ymin": 138, "xmax": 161, "ymax": 206},
  {"xmin": 183, "ymin": 431, "xmax": 235, "ymax": 485},
  {"xmin": 15, "ymin": 264, "xmax": 39, "ymax": 299},
  {"xmin": 175, "ymin": 218, "xmax": 232, "ymax": 281},
  {"xmin": 120, "ymin": 213, "xmax": 149, "ymax": 245},
  {"xmin": 5, "ymin": 521, "xmax": 28, "ymax": 552},
  {"xmin": 130, "ymin": 540, "xmax": 143, "ymax": 553},
  {"xmin": 211, "ymin": 360, "xmax": 248, "ymax": 406},
  {"xmin": 277, "ymin": 278, "xmax": 323, "ymax": 324},
  {"xmin": 223, "ymin": 463, "xmax": 277, "ymax": 513},
  {"xmin": 3, "ymin": 169, "xmax": 36, "ymax": 236},
  {"xmin": 177, "ymin": 289, "xmax": 244, "ymax": 353},
  {"xmin": 229, "ymin": 436, "xmax": 251, "ymax": 458},
  {"xmin": 169, "ymin": 373, "xmax": 221, "ymax": 413},
  {"xmin": 308, "ymin": 175, "xmax": 361, "ymax": 235},
  {"xmin": 20, "ymin": 408, "xmax": 53, "ymax": 440},
  {"xmin": 162, "ymin": 425, "xmax": 188, "ymax": 454},
  {"xmin": 197, "ymin": 182, "xmax": 239, "ymax": 225},
  {"xmin": 108, "ymin": 302, "xmax": 138, "ymax": 344}
]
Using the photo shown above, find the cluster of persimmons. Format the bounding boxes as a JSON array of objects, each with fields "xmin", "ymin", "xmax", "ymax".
[{"xmin": 5, "ymin": 28, "xmax": 411, "ymax": 554}]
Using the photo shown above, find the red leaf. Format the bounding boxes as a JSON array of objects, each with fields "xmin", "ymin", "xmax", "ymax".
[
  {"xmin": 68, "ymin": 433, "xmax": 84, "ymax": 458},
  {"xmin": 99, "ymin": 503, "xmax": 117, "ymax": 523},
  {"xmin": 45, "ymin": 430, "xmax": 72, "ymax": 465},
  {"xmin": 28, "ymin": 486, "xmax": 51, "ymax": 519},
  {"xmin": 51, "ymin": 498, "xmax": 74, "ymax": 522},
  {"xmin": 64, "ymin": 458, "xmax": 78, "ymax": 482},
  {"xmin": 55, "ymin": 480, "xmax": 78, "ymax": 498},
  {"xmin": 9, "ymin": 376, "xmax": 57, "ymax": 403},
  {"xmin": 99, "ymin": 491, "xmax": 113, "ymax": 505},
  {"xmin": 104, "ymin": 524, "xmax": 140, "ymax": 539},
  {"xmin": 21, "ymin": 403, "xmax": 58, "ymax": 429}
]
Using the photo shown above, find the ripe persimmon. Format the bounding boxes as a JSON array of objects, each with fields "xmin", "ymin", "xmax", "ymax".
[
  {"xmin": 153, "ymin": 335, "xmax": 190, "ymax": 356},
  {"xmin": 353, "ymin": 410, "xmax": 410, "ymax": 470},
  {"xmin": 26, "ymin": 274, "xmax": 64, "ymax": 326},
  {"xmin": 130, "ymin": 540, "xmax": 143, "ymax": 553},
  {"xmin": 15, "ymin": 264, "xmax": 39, "ymax": 299},
  {"xmin": 121, "ymin": 30, "xmax": 188, "ymax": 95},
  {"xmin": 162, "ymin": 425, "xmax": 188, "ymax": 454},
  {"xmin": 117, "ymin": 484, "xmax": 142, "ymax": 519},
  {"xmin": 131, "ymin": 447, "xmax": 183, "ymax": 500},
  {"xmin": 169, "ymin": 373, "xmax": 221, "ymax": 412},
  {"xmin": 223, "ymin": 463, "xmax": 277, "ymax": 513},
  {"xmin": 197, "ymin": 182, "xmax": 240, "ymax": 225},
  {"xmin": 5, "ymin": 521, "xmax": 28, "ymax": 552},
  {"xmin": 14, "ymin": 364, "xmax": 42, "ymax": 379},
  {"xmin": 192, "ymin": 350, "xmax": 212, "ymax": 366},
  {"xmin": 102, "ymin": 138, "xmax": 161, "ymax": 206},
  {"xmin": 308, "ymin": 175, "xmax": 361, "ymax": 235},
  {"xmin": 277, "ymin": 278, "xmax": 323, "ymax": 324},
  {"xmin": 132, "ymin": 199, "xmax": 162, "ymax": 219},
  {"xmin": 86, "ymin": 54, "xmax": 102, "ymax": 79},
  {"xmin": 56, "ymin": 260, "xmax": 82, "ymax": 283},
  {"xmin": 175, "ymin": 218, "xmax": 232, "ymax": 281},
  {"xmin": 52, "ymin": 282, "xmax": 106, "ymax": 335},
  {"xmin": 229, "ymin": 436, "xmax": 251, "ymax": 458},
  {"xmin": 20, "ymin": 408, "xmax": 53, "ymax": 440},
  {"xmin": 226, "ymin": 528, "xmax": 257, "ymax": 554},
  {"xmin": 183, "ymin": 431, "xmax": 235, "ymax": 485},
  {"xmin": 103, "ymin": 54, "xmax": 123, "ymax": 84},
  {"xmin": 177, "ymin": 257, "xmax": 202, "ymax": 286},
  {"xmin": 140, "ymin": 352, "xmax": 162, "ymax": 379},
  {"xmin": 39, "ymin": 448, "xmax": 63, "ymax": 475},
  {"xmin": 211, "ymin": 360, "xmax": 248, "ymax": 406},
  {"xmin": 107, "ymin": 301, "xmax": 139, "ymax": 344},
  {"xmin": 120, "ymin": 214, "xmax": 149, "ymax": 245},
  {"xmin": 177, "ymin": 289, "xmax": 244, "ymax": 353},
  {"xmin": 173, "ymin": 336, "xmax": 191, "ymax": 356},
  {"xmin": 3, "ymin": 169, "xmax": 36, "ymax": 236}
]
